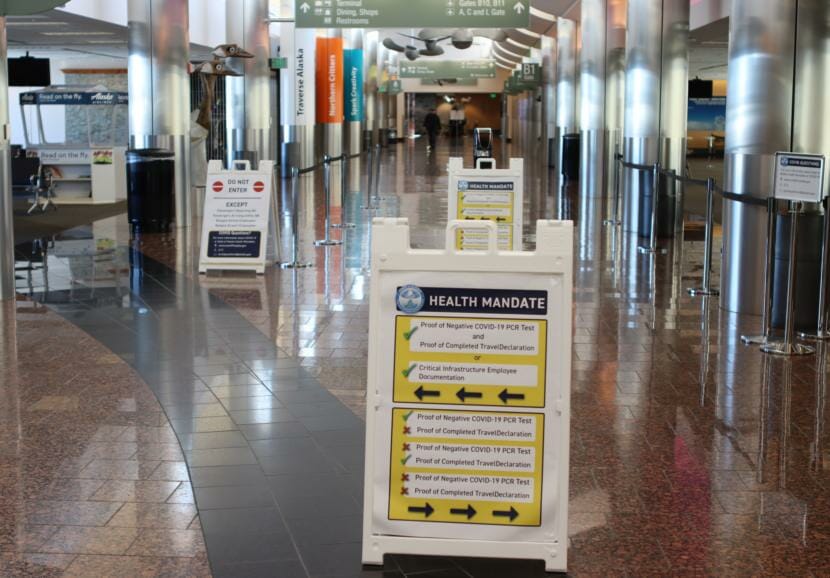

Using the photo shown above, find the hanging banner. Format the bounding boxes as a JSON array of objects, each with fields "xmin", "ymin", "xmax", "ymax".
[
  {"xmin": 362, "ymin": 218, "xmax": 573, "ymax": 572},
  {"xmin": 316, "ymin": 37, "xmax": 344, "ymax": 124},
  {"xmin": 199, "ymin": 160, "xmax": 275, "ymax": 275},
  {"xmin": 294, "ymin": 28, "xmax": 317, "ymax": 127},
  {"xmin": 344, "ymin": 48, "xmax": 364, "ymax": 122}
]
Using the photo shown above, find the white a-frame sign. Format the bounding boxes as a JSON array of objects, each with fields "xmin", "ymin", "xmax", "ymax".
[
  {"xmin": 199, "ymin": 160, "xmax": 276, "ymax": 274},
  {"xmin": 362, "ymin": 218, "xmax": 573, "ymax": 572}
]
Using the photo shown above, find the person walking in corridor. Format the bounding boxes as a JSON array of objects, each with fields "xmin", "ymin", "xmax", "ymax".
[{"xmin": 424, "ymin": 108, "xmax": 441, "ymax": 152}]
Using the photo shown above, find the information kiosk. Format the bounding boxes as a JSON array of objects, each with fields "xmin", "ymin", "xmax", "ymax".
[{"xmin": 362, "ymin": 218, "xmax": 573, "ymax": 573}]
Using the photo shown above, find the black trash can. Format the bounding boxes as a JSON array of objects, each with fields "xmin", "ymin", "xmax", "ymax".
[
  {"xmin": 771, "ymin": 210, "xmax": 822, "ymax": 331},
  {"xmin": 561, "ymin": 133, "xmax": 580, "ymax": 181},
  {"xmin": 638, "ymin": 170, "xmax": 678, "ymax": 239},
  {"xmin": 126, "ymin": 149, "xmax": 174, "ymax": 232}
]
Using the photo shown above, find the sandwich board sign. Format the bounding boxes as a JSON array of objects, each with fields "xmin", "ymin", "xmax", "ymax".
[
  {"xmin": 199, "ymin": 160, "xmax": 275, "ymax": 274},
  {"xmin": 448, "ymin": 157, "xmax": 523, "ymax": 252},
  {"xmin": 774, "ymin": 152, "xmax": 826, "ymax": 203},
  {"xmin": 362, "ymin": 218, "xmax": 573, "ymax": 572}
]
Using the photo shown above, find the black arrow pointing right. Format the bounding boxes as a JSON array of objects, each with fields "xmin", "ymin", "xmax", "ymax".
[
  {"xmin": 415, "ymin": 385, "xmax": 440, "ymax": 401},
  {"xmin": 498, "ymin": 389, "xmax": 526, "ymax": 404},
  {"xmin": 408, "ymin": 503, "xmax": 434, "ymax": 518},
  {"xmin": 450, "ymin": 504, "xmax": 477, "ymax": 519},
  {"xmin": 456, "ymin": 387, "xmax": 483, "ymax": 403},
  {"xmin": 492, "ymin": 506, "xmax": 519, "ymax": 522}
]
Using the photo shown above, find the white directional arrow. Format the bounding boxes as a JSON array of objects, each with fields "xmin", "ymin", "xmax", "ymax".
[
  {"xmin": 299, "ymin": 2, "xmax": 311, "ymax": 13},
  {"xmin": 513, "ymin": 1, "xmax": 525, "ymax": 14}
]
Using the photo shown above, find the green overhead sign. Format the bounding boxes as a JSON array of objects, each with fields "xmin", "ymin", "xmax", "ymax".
[
  {"xmin": 296, "ymin": 0, "xmax": 530, "ymax": 29},
  {"xmin": 421, "ymin": 78, "xmax": 479, "ymax": 87},
  {"xmin": 400, "ymin": 60, "xmax": 496, "ymax": 80},
  {"xmin": 508, "ymin": 63, "xmax": 541, "ymax": 91}
]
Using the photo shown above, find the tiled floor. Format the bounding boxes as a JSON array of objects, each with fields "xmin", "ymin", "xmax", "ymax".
[{"xmin": 7, "ymin": 138, "xmax": 830, "ymax": 577}]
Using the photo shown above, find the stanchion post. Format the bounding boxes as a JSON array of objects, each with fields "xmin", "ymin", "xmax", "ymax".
[
  {"xmin": 363, "ymin": 146, "xmax": 376, "ymax": 210},
  {"xmin": 603, "ymin": 153, "xmax": 621, "ymax": 226},
  {"xmin": 280, "ymin": 167, "xmax": 313, "ymax": 269},
  {"xmin": 315, "ymin": 155, "xmax": 343, "ymax": 247},
  {"xmin": 742, "ymin": 196, "xmax": 777, "ymax": 345},
  {"xmin": 762, "ymin": 201, "xmax": 815, "ymax": 356},
  {"xmin": 639, "ymin": 162, "xmax": 667, "ymax": 254},
  {"xmin": 372, "ymin": 143, "xmax": 384, "ymax": 201},
  {"xmin": 800, "ymin": 194, "xmax": 830, "ymax": 340},
  {"xmin": 333, "ymin": 155, "xmax": 355, "ymax": 230},
  {"xmin": 688, "ymin": 177, "xmax": 720, "ymax": 297}
]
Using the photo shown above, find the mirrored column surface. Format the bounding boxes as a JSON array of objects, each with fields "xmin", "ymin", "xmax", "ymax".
[{"xmin": 0, "ymin": 17, "xmax": 12, "ymax": 300}]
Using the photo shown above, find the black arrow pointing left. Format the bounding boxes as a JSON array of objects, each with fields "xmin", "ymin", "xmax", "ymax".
[
  {"xmin": 498, "ymin": 389, "xmax": 526, "ymax": 404},
  {"xmin": 408, "ymin": 503, "xmax": 434, "ymax": 518},
  {"xmin": 415, "ymin": 385, "xmax": 440, "ymax": 401},
  {"xmin": 492, "ymin": 506, "xmax": 519, "ymax": 522},
  {"xmin": 456, "ymin": 388, "xmax": 483, "ymax": 403}
]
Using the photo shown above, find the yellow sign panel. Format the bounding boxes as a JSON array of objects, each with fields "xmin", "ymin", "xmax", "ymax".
[
  {"xmin": 389, "ymin": 408, "xmax": 544, "ymax": 526},
  {"xmin": 456, "ymin": 188, "xmax": 514, "ymax": 251},
  {"xmin": 393, "ymin": 316, "xmax": 547, "ymax": 408}
]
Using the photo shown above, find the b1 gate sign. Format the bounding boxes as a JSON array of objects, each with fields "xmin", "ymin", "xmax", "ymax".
[
  {"xmin": 199, "ymin": 160, "xmax": 275, "ymax": 274},
  {"xmin": 448, "ymin": 157, "xmax": 524, "ymax": 251},
  {"xmin": 362, "ymin": 218, "xmax": 573, "ymax": 572}
]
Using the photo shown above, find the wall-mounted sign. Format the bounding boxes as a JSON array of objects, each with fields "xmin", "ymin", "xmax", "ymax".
[
  {"xmin": 316, "ymin": 37, "xmax": 344, "ymax": 124},
  {"xmin": 774, "ymin": 153, "xmax": 826, "ymax": 204},
  {"xmin": 343, "ymin": 48, "xmax": 364, "ymax": 122},
  {"xmin": 362, "ymin": 218, "xmax": 573, "ymax": 573},
  {"xmin": 269, "ymin": 57, "xmax": 288, "ymax": 70},
  {"xmin": 297, "ymin": 0, "xmax": 530, "ymax": 29},
  {"xmin": 199, "ymin": 160, "xmax": 275, "ymax": 274},
  {"xmin": 401, "ymin": 60, "xmax": 497, "ymax": 80},
  {"xmin": 388, "ymin": 79, "xmax": 402, "ymax": 95},
  {"xmin": 294, "ymin": 28, "xmax": 316, "ymax": 127}
]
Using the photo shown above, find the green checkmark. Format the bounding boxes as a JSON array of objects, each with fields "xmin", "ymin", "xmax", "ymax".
[
  {"xmin": 401, "ymin": 455, "xmax": 412, "ymax": 465},
  {"xmin": 402, "ymin": 410, "xmax": 414, "ymax": 422},
  {"xmin": 403, "ymin": 326, "xmax": 419, "ymax": 341},
  {"xmin": 402, "ymin": 363, "xmax": 417, "ymax": 378}
]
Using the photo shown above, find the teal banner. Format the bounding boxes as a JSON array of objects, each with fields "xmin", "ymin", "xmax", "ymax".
[{"xmin": 343, "ymin": 49, "xmax": 364, "ymax": 122}]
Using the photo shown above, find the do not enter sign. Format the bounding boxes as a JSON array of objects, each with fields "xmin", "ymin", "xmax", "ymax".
[
  {"xmin": 253, "ymin": 181, "xmax": 265, "ymax": 193},
  {"xmin": 212, "ymin": 181, "xmax": 223, "ymax": 193}
]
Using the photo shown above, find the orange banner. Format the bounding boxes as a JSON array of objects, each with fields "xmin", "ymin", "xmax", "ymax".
[{"xmin": 316, "ymin": 37, "xmax": 344, "ymax": 124}]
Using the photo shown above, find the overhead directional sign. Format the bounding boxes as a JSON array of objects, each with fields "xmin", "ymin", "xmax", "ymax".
[
  {"xmin": 401, "ymin": 60, "xmax": 496, "ymax": 80},
  {"xmin": 296, "ymin": 0, "xmax": 530, "ymax": 29}
]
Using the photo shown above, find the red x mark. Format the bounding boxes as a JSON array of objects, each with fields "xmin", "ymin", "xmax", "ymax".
[
  {"xmin": 401, "ymin": 473, "xmax": 409, "ymax": 482},
  {"xmin": 403, "ymin": 426, "xmax": 411, "ymax": 435},
  {"xmin": 401, "ymin": 487, "xmax": 409, "ymax": 495},
  {"xmin": 402, "ymin": 443, "xmax": 411, "ymax": 451}
]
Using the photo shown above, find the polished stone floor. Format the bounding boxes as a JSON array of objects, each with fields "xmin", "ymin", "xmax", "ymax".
[{"xmin": 4, "ymin": 137, "xmax": 830, "ymax": 577}]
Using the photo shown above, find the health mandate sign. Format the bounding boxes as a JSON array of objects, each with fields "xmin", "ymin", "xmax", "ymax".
[
  {"xmin": 199, "ymin": 160, "xmax": 274, "ymax": 274},
  {"xmin": 362, "ymin": 219, "xmax": 572, "ymax": 572}
]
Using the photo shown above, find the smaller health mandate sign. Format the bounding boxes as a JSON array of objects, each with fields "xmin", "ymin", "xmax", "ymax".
[
  {"xmin": 199, "ymin": 160, "xmax": 275, "ymax": 274},
  {"xmin": 448, "ymin": 157, "xmax": 523, "ymax": 251},
  {"xmin": 363, "ymin": 218, "xmax": 573, "ymax": 573},
  {"xmin": 774, "ymin": 152, "xmax": 826, "ymax": 204}
]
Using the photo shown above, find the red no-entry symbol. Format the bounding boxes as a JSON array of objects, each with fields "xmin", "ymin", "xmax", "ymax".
[
  {"xmin": 212, "ymin": 181, "xmax": 223, "ymax": 192},
  {"xmin": 253, "ymin": 181, "xmax": 265, "ymax": 193}
]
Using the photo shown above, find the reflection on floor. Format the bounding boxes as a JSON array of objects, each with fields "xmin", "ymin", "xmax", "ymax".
[{"xmin": 8, "ymin": 138, "xmax": 830, "ymax": 577}]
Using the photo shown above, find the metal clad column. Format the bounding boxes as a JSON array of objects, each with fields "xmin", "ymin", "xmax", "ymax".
[
  {"xmin": 622, "ymin": 0, "xmax": 661, "ymax": 234},
  {"xmin": 0, "ymin": 18, "xmax": 12, "ymax": 300},
  {"xmin": 721, "ymin": 0, "xmax": 796, "ymax": 314},
  {"xmin": 541, "ymin": 35, "xmax": 556, "ymax": 168},
  {"xmin": 226, "ymin": 0, "xmax": 273, "ymax": 167},
  {"xmin": 364, "ymin": 31, "xmax": 378, "ymax": 147},
  {"xmin": 128, "ymin": 0, "xmax": 191, "ymax": 228},
  {"xmin": 606, "ymin": 0, "xmax": 626, "ymax": 195},
  {"xmin": 580, "ymin": 0, "xmax": 607, "ymax": 197},
  {"xmin": 556, "ymin": 18, "xmax": 577, "ymax": 174},
  {"xmin": 660, "ymin": 0, "xmax": 689, "ymax": 230}
]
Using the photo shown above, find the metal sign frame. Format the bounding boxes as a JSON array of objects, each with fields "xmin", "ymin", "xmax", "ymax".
[
  {"xmin": 773, "ymin": 152, "xmax": 827, "ymax": 203},
  {"xmin": 448, "ymin": 157, "xmax": 524, "ymax": 251},
  {"xmin": 362, "ymin": 218, "xmax": 573, "ymax": 573}
]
